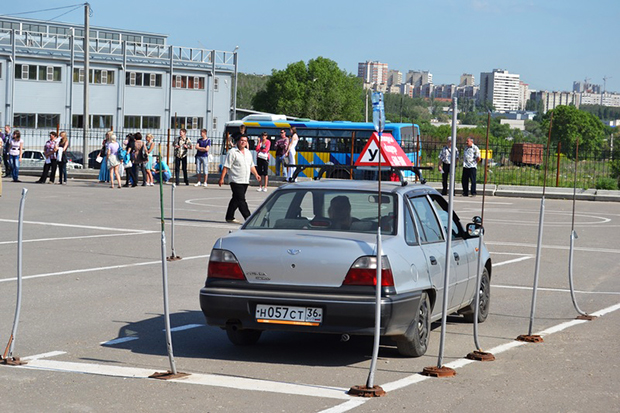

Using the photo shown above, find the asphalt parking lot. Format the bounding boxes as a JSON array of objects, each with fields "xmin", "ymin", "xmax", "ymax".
[{"xmin": 0, "ymin": 177, "xmax": 619, "ymax": 412}]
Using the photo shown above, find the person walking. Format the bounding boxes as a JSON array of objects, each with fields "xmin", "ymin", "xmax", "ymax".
[
  {"xmin": 274, "ymin": 129, "xmax": 288, "ymax": 179},
  {"xmin": 438, "ymin": 136, "xmax": 459, "ymax": 196},
  {"xmin": 285, "ymin": 126, "xmax": 299, "ymax": 182},
  {"xmin": 8, "ymin": 130, "xmax": 23, "ymax": 182},
  {"xmin": 256, "ymin": 132, "xmax": 271, "ymax": 191},
  {"xmin": 56, "ymin": 131, "xmax": 69, "ymax": 184},
  {"xmin": 106, "ymin": 134, "xmax": 122, "ymax": 189},
  {"xmin": 461, "ymin": 137, "xmax": 481, "ymax": 197},
  {"xmin": 36, "ymin": 131, "xmax": 59, "ymax": 184},
  {"xmin": 1, "ymin": 125, "xmax": 13, "ymax": 178},
  {"xmin": 219, "ymin": 135, "xmax": 261, "ymax": 224},
  {"xmin": 173, "ymin": 128, "xmax": 192, "ymax": 186},
  {"xmin": 194, "ymin": 128, "xmax": 210, "ymax": 187}
]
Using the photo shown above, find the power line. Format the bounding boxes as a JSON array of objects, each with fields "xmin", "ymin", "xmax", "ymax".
[
  {"xmin": 48, "ymin": 4, "xmax": 85, "ymax": 22},
  {"xmin": 1, "ymin": 4, "xmax": 85, "ymax": 17}
]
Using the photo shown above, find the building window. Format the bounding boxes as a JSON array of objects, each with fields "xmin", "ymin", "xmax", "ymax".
[
  {"xmin": 214, "ymin": 77, "xmax": 219, "ymax": 91},
  {"xmin": 142, "ymin": 116, "xmax": 161, "ymax": 129},
  {"xmin": 171, "ymin": 116, "xmax": 203, "ymax": 130},
  {"xmin": 125, "ymin": 71, "xmax": 161, "ymax": 87},
  {"xmin": 173, "ymin": 75, "xmax": 205, "ymax": 90},
  {"xmin": 124, "ymin": 116, "xmax": 141, "ymax": 129},
  {"xmin": 212, "ymin": 117, "xmax": 218, "ymax": 131},
  {"xmin": 16, "ymin": 64, "xmax": 61, "ymax": 81},
  {"xmin": 72, "ymin": 114, "xmax": 113, "ymax": 129},
  {"xmin": 37, "ymin": 114, "xmax": 60, "ymax": 128},
  {"xmin": 13, "ymin": 113, "xmax": 36, "ymax": 128}
]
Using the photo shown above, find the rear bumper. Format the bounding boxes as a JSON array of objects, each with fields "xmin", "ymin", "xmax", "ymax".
[{"xmin": 200, "ymin": 284, "xmax": 422, "ymax": 336}]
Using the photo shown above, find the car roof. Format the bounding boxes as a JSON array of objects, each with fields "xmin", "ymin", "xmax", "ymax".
[{"xmin": 278, "ymin": 179, "xmax": 438, "ymax": 197}]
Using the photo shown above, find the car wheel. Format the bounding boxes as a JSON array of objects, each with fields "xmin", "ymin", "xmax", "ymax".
[
  {"xmin": 395, "ymin": 292, "xmax": 431, "ymax": 357},
  {"xmin": 225, "ymin": 325, "xmax": 262, "ymax": 346},
  {"xmin": 462, "ymin": 267, "xmax": 490, "ymax": 323}
]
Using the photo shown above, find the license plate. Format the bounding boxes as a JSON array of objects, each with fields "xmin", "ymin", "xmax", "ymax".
[{"xmin": 255, "ymin": 304, "xmax": 323, "ymax": 326}]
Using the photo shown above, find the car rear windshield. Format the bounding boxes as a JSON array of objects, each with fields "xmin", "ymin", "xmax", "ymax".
[{"xmin": 244, "ymin": 189, "xmax": 397, "ymax": 235}]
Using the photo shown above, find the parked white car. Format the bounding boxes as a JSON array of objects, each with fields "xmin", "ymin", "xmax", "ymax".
[{"xmin": 20, "ymin": 150, "xmax": 83, "ymax": 170}]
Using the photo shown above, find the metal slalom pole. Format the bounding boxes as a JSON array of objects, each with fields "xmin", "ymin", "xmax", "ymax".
[
  {"xmin": 467, "ymin": 111, "xmax": 495, "ymax": 362},
  {"xmin": 568, "ymin": 138, "xmax": 595, "ymax": 320},
  {"xmin": 350, "ymin": 92, "xmax": 386, "ymax": 397},
  {"xmin": 150, "ymin": 145, "xmax": 187, "ymax": 380},
  {"xmin": 422, "ymin": 98, "xmax": 458, "ymax": 377},
  {"xmin": 1, "ymin": 188, "xmax": 28, "ymax": 366},
  {"xmin": 167, "ymin": 184, "xmax": 181, "ymax": 261},
  {"xmin": 517, "ymin": 111, "xmax": 554, "ymax": 343}
]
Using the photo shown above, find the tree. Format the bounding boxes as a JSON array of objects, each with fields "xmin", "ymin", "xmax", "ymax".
[
  {"xmin": 236, "ymin": 73, "xmax": 270, "ymax": 110},
  {"xmin": 542, "ymin": 105, "xmax": 606, "ymax": 157},
  {"xmin": 252, "ymin": 57, "xmax": 364, "ymax": 121}
]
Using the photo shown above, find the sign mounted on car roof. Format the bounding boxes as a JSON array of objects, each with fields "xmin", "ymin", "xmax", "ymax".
[{"xmin": 355, "ymin": 132, "xmax": 413, "ymax": 167}]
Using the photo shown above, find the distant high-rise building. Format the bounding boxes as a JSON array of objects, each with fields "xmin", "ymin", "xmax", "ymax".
[
  {"xmin": 519, "ymin": 81, "xmax": 529, "ymax": 111},
  {"xmin": 530, "ymin": 90, "xmax": 580, "ymax": 113},
  {"xmin": 406, "ymin": 70, "xmax": 432, "ymax": 87},
  {"xmin": 459, "ymin": 73, "xmax": 475, "ymax": 87},
  {"xmin": 357, "ymin": 61, "xmax": 388, "ymax": 85},
  {"xmin": 387, "ymin": 70, "xmax": 402, "ymax": 87},
  {"xmin": 573, "ymin": 80, "xmax": 601, "ymax": 94},
  {"xmin": 479, "ymin": 69, "xmax": 520, "ymax": 112}
]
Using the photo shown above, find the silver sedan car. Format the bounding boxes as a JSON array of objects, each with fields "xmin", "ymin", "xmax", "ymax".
[{"xmin": 200, "ymin": 180, "xmax": 491, "ymax": 357}]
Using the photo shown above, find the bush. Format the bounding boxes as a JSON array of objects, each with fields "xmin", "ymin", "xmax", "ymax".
[{"xmin": 595, "ymin": 177, "xmax": 618, "ymax": 190}]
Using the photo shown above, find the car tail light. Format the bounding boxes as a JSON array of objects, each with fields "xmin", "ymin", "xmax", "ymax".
[
  {"xmin": 342, "ymin": 256, "xmax": 394, "ymax": 287},
  {"xmin": 207, "ymin": 249, "xmax": 246, "ymax": 280}
]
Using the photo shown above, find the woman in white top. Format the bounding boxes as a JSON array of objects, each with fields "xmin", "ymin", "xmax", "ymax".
[
  {"xmin": 8, "ymin": 130, "xmax": 23, "ymax": 182},
  {"xmin": 286, "ymin": 126, "xmax": 299, "ymax": 182},
  {"xmin": 106, "ymin": 134, "xmax": 122, "ymax": 189}
]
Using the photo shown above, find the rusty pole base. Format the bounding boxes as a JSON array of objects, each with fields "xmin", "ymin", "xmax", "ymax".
[
  {"xmin": 576, "ymin": 314, "xmax": 596, "ymax": 321},
  {"xmin": 149, "ymin": 370, "xmax": 190, "ymax": 380},
  {"xmin": 466, "ymin": 350, "xmax": 496, "ymax": 362},
  {"xmin": 516, "ymin": 334, "xmax": 544, "ymax": 343},
  {"xmin": 166, "ymin": 255, "xmax": 182, "ymax": 261},
  {"xmin": 348, "ymin": 385, "xmax": 386, "ymax": 397},
  {"xmin": 421, "ymin": 366, "xmax": 456, "ymax": 378},
  {"xmin": 0, "ymin": 356, "xmax": 27, "ymax": 366}
]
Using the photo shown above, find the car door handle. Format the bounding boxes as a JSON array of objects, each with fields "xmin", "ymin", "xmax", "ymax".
[
  {"xmin": 453, "ymin": 252, "xmax": 460, "ymax": 262},
  {"xmin": 429, "ymin": 256, "xmax": 437, "ymax": 265}
]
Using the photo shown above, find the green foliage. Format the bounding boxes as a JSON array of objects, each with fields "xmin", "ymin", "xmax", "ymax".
[
  {"xmin": 595, "ymin": 177, "xmax": 618, "ymax": 190},
  {"xmin": 236, "ymin": 73, "xmax": 270, "ymax": 110},
  {"xmin": 541, "ymin": 105, "xmax": 606, "ymax": 158},
  {"xmin": 580, "ymin": 104, "xmax": 620, "ymax": 122},
  {"xmin": 383, "ymin": 93, "xmax": 430, "ymax": 123},
  {"xmin": 252, "ymin": 57, "xmax": 364, "ymax": 121}
]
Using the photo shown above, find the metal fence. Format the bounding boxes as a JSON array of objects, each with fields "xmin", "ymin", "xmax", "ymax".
[{"xmin": 420, "ymin": 139, "xmax": 617, "ymax": 190}]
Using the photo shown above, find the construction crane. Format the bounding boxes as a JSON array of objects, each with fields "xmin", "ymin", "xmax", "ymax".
[{"xmin": 603, "ymin": 75, "xmax": 612, "ymax": 93}]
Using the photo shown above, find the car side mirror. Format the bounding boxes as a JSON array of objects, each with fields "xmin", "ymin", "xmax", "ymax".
[{"xmin": 466, "ymin": 223, "xmax": 483, "ymax": 237}]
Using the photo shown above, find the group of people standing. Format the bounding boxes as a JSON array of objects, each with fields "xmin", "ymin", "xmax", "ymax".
[
  {"xmin": 35, "ymin": 130, "xmax": 70, "ymax": 184},
  {"xmin": 438, "ymin": 136, "xmax": 482, "ymax": 197},
  {"xmin": 1, "ymin": 125, "xmax": 23, "ymax": 182},
  {"xmin": 273, "ymin": 127, "xmax": 299, "ymax": 182}
]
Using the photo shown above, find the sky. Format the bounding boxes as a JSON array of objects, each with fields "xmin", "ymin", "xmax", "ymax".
[{"xmin": 2, "ymin": 0, "xmax": 619, "ymax": 93}]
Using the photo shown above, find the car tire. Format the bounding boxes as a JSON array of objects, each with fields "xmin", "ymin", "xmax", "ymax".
[
  {"xmin": 395, "ymin": 291, "xmax": 431, "ymax": 357},
  {"xmin": 225, "ymin": 326, "xmax": 262, "ymax": 346},
  {"xmin": 462, "ymin": 266, "xmax": 490, "ymax": 323}
]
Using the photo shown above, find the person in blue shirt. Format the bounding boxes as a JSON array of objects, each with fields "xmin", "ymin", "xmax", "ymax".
[{"xmin": 152, "ymin": 156, "xmax": 171, "ymax": 184}]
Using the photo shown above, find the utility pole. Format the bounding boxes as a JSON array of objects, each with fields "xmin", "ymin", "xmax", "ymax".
[{"xmin": 83, "ymin": 3, "xmax": 90, "ymax": 168}]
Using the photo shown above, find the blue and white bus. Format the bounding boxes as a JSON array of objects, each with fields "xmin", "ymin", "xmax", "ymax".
[{"xmin": 223, "ymin": 115, "xmax": 422, "ymax": 179}]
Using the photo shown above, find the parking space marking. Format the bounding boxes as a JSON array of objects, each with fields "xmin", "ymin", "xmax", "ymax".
[
  {"xmin": 0, "ymin": 218, "xmax": 154, "ymax": 233},
  {"xmin": 486, "ymin": 241, "xmax": 620, "ymax": 254},
  {"xmin": 100, "ymin": 337, "xmax": 140, "ymax": 346},
  {"xmin": 493, "ymin": 284, "xmax": 620, "ymax": 295},
  {"xmin": 0, "ymin": 231, "xmax": 158, "ymax": 245},
  {"xmin": 0, "ymin": 254, "xmax": 210, "ymax": 284},
  {"xmin": 15, "ymin": 358, "xmax": 352, "ymax": 400},
  {"xmin": 492, "ymin": 256, "xmax": 532, "ymax": 267},
  {"xmin": 21, "ymin": 351, "xmax": 67, "ymax": 361}
]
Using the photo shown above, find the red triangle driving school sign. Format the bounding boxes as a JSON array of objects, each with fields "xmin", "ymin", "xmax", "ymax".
[{"xmin": 354, "ymin": 132, "xmax": 413, "ymax": 167}]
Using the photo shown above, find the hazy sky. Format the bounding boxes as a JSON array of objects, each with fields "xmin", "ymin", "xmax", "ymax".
[{"xmin": 3, "ymin": 0, "xmax": 618, "ymax": 92}]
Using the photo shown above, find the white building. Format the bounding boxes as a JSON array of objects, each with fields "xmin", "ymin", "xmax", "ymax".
[
  {"xmin": 459, "ymin": 73, "xmax": 475, "ymax": 87},
  {"xmin": 529, "ymin": 91, "xmax": 580, "ymax": 113},
  {"xmin": 357, "ymin": 61, "xmax": 388, "ymax": 85},
  {"xmin": 405, "ymin": 70, "xmax": 432, "ymax": 87},
  {"xmin": 387, "ymin": 70, "xmax": 402, "ymax": 87},
  {"xmin": 479, "ymin": 69, "xmax": 520, "ymax": 112}
]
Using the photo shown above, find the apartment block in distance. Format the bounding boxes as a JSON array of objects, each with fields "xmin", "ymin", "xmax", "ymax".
[
  {"xmin": 357, "ymin": 61, "xmax": 388, "ymax": 86},
  {"xmin": 479, "ymin": 69, "xmax": 520, "ymax": 112}
]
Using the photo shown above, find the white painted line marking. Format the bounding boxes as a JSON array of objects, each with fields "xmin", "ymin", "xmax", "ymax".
[
  {"xmin": 591, "ymin": 302, "xmax": 620, "ymax": 316},
  {"xmin": 493, "ymin": 256, "xmax": 532, "ymax": 267},
  {"xmin": 20, "ymin": 351, "xmax": 66, "ymax": 361},
  {"xmin": 0, "ymin": 254, "xmax": 210, "ymax": 283},
  {"xmin": 0, "ymin": 231, "xmax": 158, "ymax": 245},
  {"xmin": 166, "ymin": 324, "xmax": 203, "ymax": 332},
  {"xmin": 0, "ymin": 218, "xmax": 152, "ymax": 233},
  {"xmin": 100, "ymin": 337, "xmax": 140, "ymax": 346},
  {"xmin": 486, "ymin": 241, "xmax": 620, "ymax": 254},
  {"xmin": 17, "ymin": 359, "xmax": 352, "ymax": 400},
  {"xmin": 493, "ymin": 284, "xmax": 620, "ymax": 295}
]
